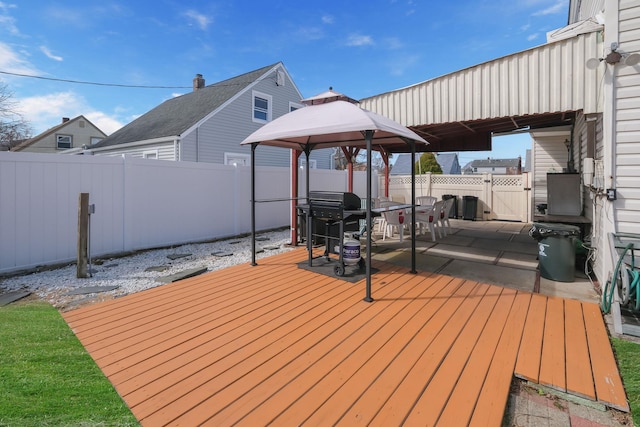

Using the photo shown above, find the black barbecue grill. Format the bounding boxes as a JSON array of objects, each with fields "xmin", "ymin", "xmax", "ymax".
[{"xmin": 302, "ymin": 191, "xmax": 367, "ymax": 276}]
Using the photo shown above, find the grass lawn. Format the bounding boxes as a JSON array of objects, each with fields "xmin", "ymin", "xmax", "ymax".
[
  {"xmin": 612, "ymin": 337, "xmax": 640, "ymax": 426},
  {"xmin": 0, "ymin": 299, "xmax": 138, "ymax": 427}
]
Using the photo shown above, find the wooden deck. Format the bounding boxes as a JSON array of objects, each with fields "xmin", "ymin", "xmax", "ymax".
[{"xmin": 63, "ymin": 248, "xmax": 629, "ymax": 426}]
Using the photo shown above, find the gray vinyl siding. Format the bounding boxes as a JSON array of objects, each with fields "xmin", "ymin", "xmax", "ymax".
[
  {"xmin": 188, "ymin": 66, "xmax": 301, "ymax": 167},
  {"xmin": 614, "ymin": 0, "xmax": 640, "ymax": 234},
  {"xmin": 532, "ymin": 129, "xmax": 573, "ymax": 209},
  {"xmin": 97, "ymin": 142, "xmax": 177, "ymax": 160},
  {"xmin": 181, "ymin": 66, "xmax": 333, "ymax": 169}
]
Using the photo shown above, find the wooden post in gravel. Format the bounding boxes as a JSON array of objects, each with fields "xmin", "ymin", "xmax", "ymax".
[{"xmin": 77, "ymin": 193, "xmax": 89, "ymax": 278}]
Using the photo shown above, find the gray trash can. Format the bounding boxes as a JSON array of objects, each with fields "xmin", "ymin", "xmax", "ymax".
[
  {"xmin": 442, "ymin": 194, "xmax": 458, "ymax": 218},
  {"xmin": 529, "ymin": 222, "xmax": 580, "ymax": 282},
  {"xmin": 462, "ymin": 196, "xmax": 478, "ymax": 221}
]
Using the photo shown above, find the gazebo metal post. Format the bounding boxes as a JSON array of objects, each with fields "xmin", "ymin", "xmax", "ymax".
[
  {"xmin": 410, "ymin": 140, "xmax": 417, "ymax": 274},
  {"xmin": 250, "ymin": 143, "xmax": 257, "ymax": 266},
  {"xmin": 305, "ymin": 147, "xmax": 313, "ymax": 267},
  {"xmin": 291, "ymin": 150, "xmax": 301, "ymax": 246},
  {"xmin": 364, "ymin": 130, "xmax": 374, "ymax": 303}
]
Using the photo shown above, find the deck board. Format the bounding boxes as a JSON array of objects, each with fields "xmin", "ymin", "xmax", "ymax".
[
  {"xmin": 437, "ymin": 287, "xmax": 517, "ymax": 426},
  {"xmin": 469, "ymin": 292, "xmax": 532, "ymax": 426},
  {"xmin": 514, "ymin": 293, "xmax": 547, "ymax": 382},
  {"xmin": 583, "ymin": 302, "xmax": 629, "ymax": 411},
  {"xmin": 62, "ymin": 248, "xmax": 629, "ymax": 426},
  {"xmin": 565, "ymin": 298, "xmax": 596, "ymax": 400},
  {"xmin": 538, "ymin": 297, "xmax": 566, "ymax": 391}
]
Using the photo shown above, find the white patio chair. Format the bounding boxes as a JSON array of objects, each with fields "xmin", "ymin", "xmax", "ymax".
[
  {"xmin": 416, "ymin": 196, "xmax": 436, "ymax": 207},
  {"xmin": 376, "ymin": 200, "xmax": 397, "ymax": 234},
  {"xmin": 440, "ymin": 197, "xmax": 455, "ymax": 234},
  {"xmin": 381, "ymin": 209, "xmax": 406, "ymax": 242},
  {"xmin": 432, "ymin": 200, "xmax": 447, "ymax": 237},
  {"xmin": 415, "ymin": 205, "xmax": 439, "ymax": 242}
]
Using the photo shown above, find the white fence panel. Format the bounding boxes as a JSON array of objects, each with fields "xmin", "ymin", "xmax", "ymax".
[
  {"xmin": 1, "ymin": 153, "xmax": 359, "ymax": 275},
  {"xmin": 0, "ymin": 153, "xmax": 125, "ymax": 273},
  {"xmin": 382, "ymin": 173, "xmax": 531, "ymax": 222}
]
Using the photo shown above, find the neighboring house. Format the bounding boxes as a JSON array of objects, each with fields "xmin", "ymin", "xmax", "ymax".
[
  {"xmin": 84, "ymin": 62, "xmax": 332, "ymax": 169},
  {"xmin": 361, "ymin": 0, "xmax": 639, "ymax": 316},
  {"xmin": 436, "ymin": 153, "xmax": 461, "ymax": 174},
  {"xmin": 11, "ymin": 116, "xmax": 106, "ymax": 153},
  {"xmin": 391, "ymin": 152, "xmax": 461, "ymax": 175},
  {"xmin": 462, "ymin": 157, "xmax": 522, "ymax": 175}
]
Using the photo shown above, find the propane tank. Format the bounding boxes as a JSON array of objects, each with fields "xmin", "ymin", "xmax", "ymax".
[{"xmin": 343, "ymin": 236, "xmax": 361, "ymax": 265}]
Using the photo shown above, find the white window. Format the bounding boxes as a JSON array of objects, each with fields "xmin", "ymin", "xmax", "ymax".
[
  {"xmin": 90, "ymin": 137, "xmax": 103, "ymax": 145},
  {"xmin": 225, "ymin": 152, "xmax": 250, "ymax": 166},
  {"xmin": 289, "ymin": 102, "xmax": 303, "ymax": 112},
  {"xmin": 252, "ymin": 91, "xmax": 272, "ymax": 123},
  {"xmin": 143, "ymin": 150, "xmax": 158, "ymax": 159},
  {"xmin": 298, "ymin": 159, "xmax": 317, "ymax": 169},
  {"xmin": 56, "ymin": 134, "xmax": 72, "ymax": 149}
]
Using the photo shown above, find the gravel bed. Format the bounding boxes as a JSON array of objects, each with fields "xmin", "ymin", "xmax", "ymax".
[{"xmin": 0, "ymin": 230, "xmax": 294, "ymax": 310}]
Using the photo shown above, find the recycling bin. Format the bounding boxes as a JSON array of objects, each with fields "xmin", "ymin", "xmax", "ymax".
[
  {"xmin": 442, "ymin": 194, "xmax": 458, "ymax": 218},
  {"xmin": 529, "ymin": 222, "xmax": 581, "ymax": 282},
  {"xmin": 462, "ymin": 196, "xmax": 478, "ymax": 221}
]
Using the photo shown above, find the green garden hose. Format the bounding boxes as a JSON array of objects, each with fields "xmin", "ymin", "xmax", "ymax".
[{"xmin": 602, "ymin": 243, "xmax": 640, "ymax": 313}]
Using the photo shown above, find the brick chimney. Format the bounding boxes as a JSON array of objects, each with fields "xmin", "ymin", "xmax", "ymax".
[
  {"xmin": 62, "ymin": 117, "xmax": 70, "ymax": 123},
  {"xmin": 193, "ymin": 74, "xmax": 205, "ymax": 91}
]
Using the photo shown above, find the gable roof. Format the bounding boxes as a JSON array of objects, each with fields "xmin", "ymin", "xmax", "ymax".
[
  {"xmin": 436, "ymin": 153, "xmax": 461, "ymax": 174},
  {"xmin": 12, "ymin": 115, "xmax": 105, "ymax": 151},
  {"xmin": 391, "ymin": 153, "xmax": 461, "ymax": 175},
  {"xmin": 93, "ymin": 63, "xmax": 282, "ymax": 148}
]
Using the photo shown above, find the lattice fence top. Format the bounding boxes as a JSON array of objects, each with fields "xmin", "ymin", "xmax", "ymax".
[
  {"xmin": 493, "ymin": 176, "xmax": 522, "ymax": 186},
  {"xmin": 431, "ymin": 175, "xmax": 484, "ymax": 186}
]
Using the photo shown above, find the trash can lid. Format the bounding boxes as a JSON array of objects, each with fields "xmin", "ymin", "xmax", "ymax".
[{"xmin": 530, "ymin": 222, "xmax": 580, "ymax": 238}]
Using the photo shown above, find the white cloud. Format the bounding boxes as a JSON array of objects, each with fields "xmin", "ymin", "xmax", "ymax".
[
  {"xmin": 384, "ymin": 37, "xmax": 403, "ymax": 50},
  {"xmin": 321, "ymin": 14, "xmax": 334, "ymax": 24},
  {"xmin": 0, "ymin": 41, "xmax": 39, "ymax": 75},
  {"xmin": 17, "ymin": 92, "xmax": 123, "ymax": 135},
  {"xmin": 527, "ymin": 33, "xmax": 539, "ymax": 41},
  {"xmin": 0, "ymin": 2, "xmax": 19, "ymax": 35},
  {"xmin": 346, "ymin": 33, "xmax": 374, "ymax": 47},
  {"xmin": 296, "ymin": 26, "xmax": 324, "ymax": 41},
  {"xmin": 388, "ymin": 54, "xmax": 420, "ymax": 76},
  {"xmin": 532, "ymin": 0, "xmax": 567, "ymax": 16},
  {"xmin": 184, "ymin": 9, "xmax": 212, "ymax": 30},
  {"xmin": 39, "ymin": 45, "xmax": 63, "ymax": 61},
  {"xmin": 84, "ymin": 111, "xmax": 123, "ymax": 135}
]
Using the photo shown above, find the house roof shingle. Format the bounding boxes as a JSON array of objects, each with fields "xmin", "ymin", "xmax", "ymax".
[{"xmin": 93, "ymin": 63, "xmax": 281, "ymax": 148}]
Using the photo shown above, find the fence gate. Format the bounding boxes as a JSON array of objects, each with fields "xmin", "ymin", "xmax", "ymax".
[{"xmin": 487, "ymin": 173, "xmax": 529, "ymax": 222}]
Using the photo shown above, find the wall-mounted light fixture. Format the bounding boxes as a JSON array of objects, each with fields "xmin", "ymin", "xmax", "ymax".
[{"xmin": 587, "ymin": 42, "xmax": 640, "ymax": 69}]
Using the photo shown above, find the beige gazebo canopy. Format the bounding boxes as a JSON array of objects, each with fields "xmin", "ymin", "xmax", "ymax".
[{"xmin": 241, "ymin": 98, "xmax": 428, "ymax": 302}]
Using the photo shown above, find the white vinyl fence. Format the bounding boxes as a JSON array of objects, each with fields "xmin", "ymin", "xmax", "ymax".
[
  {"xmin": 0, "ymin": 152, "xmax": 370, "ymax": 275},
  {"xmin": 383, "ymin": 172, "xmax": 532, "ymax": 222}
]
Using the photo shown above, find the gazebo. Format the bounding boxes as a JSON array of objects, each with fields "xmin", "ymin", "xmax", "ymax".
[{"xmin": 241, "ymin": 91, "xmax": 429, "ymax": 302}]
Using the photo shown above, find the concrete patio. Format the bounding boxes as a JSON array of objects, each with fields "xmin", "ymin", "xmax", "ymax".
[{"xmin": 369, "ymin": 218, "xmax": 600, "ymax": 304}]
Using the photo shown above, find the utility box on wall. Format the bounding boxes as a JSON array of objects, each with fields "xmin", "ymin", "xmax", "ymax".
[{"xmin": 546, "ymin": 173, "xmax": 581, "ymax": 215}]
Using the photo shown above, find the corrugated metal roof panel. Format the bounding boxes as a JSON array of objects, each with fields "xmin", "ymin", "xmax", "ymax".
[{"xmin": 360, "ymin": 32, "xmax": 602, "ymax": 128}]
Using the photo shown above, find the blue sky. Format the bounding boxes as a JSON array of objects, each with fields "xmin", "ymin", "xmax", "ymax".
[{"xmin": 1, "ymin": 0, "xmax": 569, "ymax": 162}]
